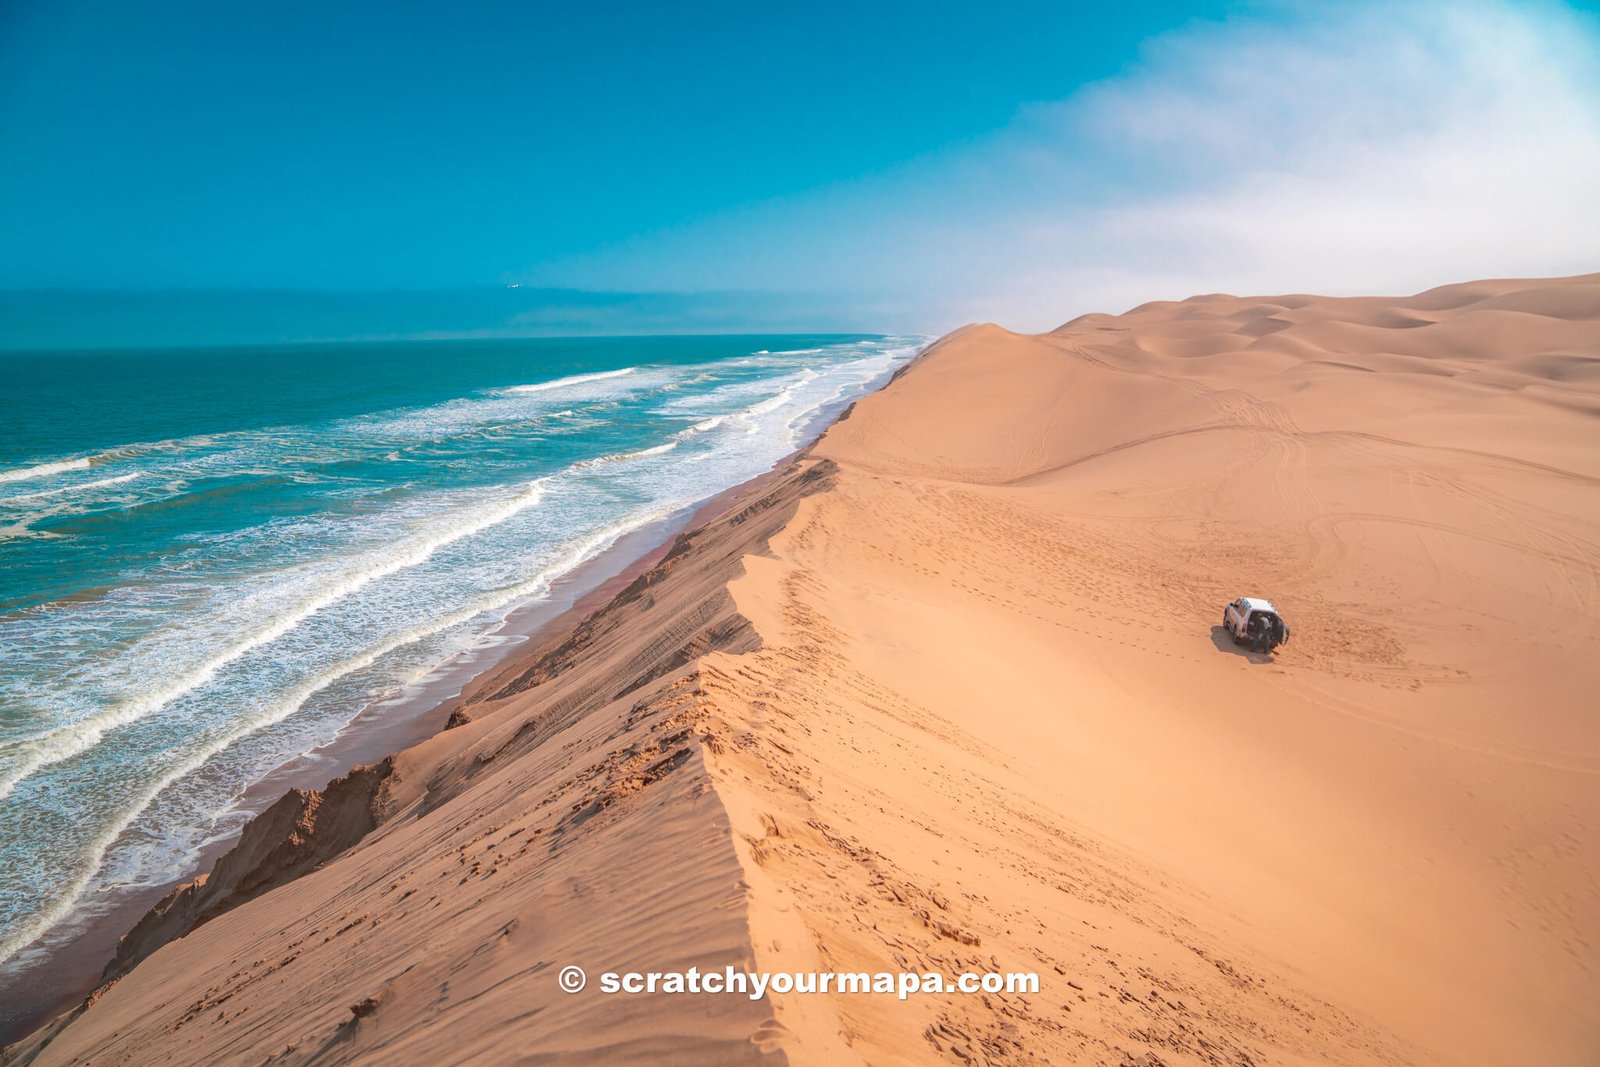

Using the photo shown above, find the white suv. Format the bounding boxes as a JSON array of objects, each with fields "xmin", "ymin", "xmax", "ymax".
[{"xmin": 1223, "ymin": 596, "xmax": 1288, "ymax": 652}]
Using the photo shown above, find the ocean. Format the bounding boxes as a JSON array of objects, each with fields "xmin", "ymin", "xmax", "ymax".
[{"xmin": 0, "ymin": 333, "xmax": 921, "ymax": 977}]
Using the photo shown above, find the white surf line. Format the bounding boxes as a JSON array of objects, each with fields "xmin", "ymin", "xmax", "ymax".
[
  {"xmin": 0, "ymin": 457, "xmax": 92, "ymax": 485},
  {"xmin": 735, "ymin": 369, "xmax": 821, "ymax": 429},
  {"xmin": 0, "ymin": 475, "xmax": 148, "ymax": 540},
  {"xmin": 0, "ymin": 472, "xmax": 144, "ymax": 507},
  {"xmin": 662, "ymin": 369, "xmax": 820, "ymax": 439},
  {"xmin": 0, "ymin": 502, "xmax": 681, "ymax": 970},
  {"xmin": 505, "ymin": 367, "xmax": 640, "ymax": 394},
  {"xmin": 672, "ymin": 413, "xmax": 730, "ymax": 438},
  {"xmin": 570, "ymin": 441, "xmax": 678, "ymax": 470},
  {"xmin": 0, "ymin": 477, "xmax": 548, "ymax": 802}
]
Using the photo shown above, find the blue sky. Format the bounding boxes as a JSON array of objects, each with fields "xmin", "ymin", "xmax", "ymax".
[
  {"xmin": 0, "ymin": 1, "xmax": 1242, "ymax": 290},
  {"xmin": 2, "ymin": 0, "xmax": 1597, "ymax": 341}
]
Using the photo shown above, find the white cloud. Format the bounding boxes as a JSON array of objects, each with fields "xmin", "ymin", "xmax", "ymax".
[{"xmin": 531, "ymin": 0, "xmax": 1600, "ymax": 331}]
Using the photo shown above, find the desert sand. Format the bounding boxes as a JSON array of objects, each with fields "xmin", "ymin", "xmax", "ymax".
[{"xmin": 6, "ymin": 274, "xmax": 1598, "ymax": 1066}]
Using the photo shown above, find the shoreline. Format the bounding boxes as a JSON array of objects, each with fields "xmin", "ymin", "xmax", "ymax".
[{"xmin": 0, "ymin": 459, "xmax": 796, "ymax": 1047}]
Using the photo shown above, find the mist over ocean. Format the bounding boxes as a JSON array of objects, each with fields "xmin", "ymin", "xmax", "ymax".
[{"xmin": 0, "ymin": 333, "xmax": 920, "ymax": 973}]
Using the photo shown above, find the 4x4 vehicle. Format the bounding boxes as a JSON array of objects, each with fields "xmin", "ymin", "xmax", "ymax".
[{"xmin": 1223, "ymin": 596, "xmax": 1289, "ymax": 653}]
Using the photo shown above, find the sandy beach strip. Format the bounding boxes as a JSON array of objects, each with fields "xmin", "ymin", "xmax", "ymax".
[{"xmin": 6, "ymin": 274, "xmax": 1598, "ymax": 1066}]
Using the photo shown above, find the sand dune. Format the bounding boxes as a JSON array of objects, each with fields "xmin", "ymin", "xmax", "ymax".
[{"xmin": 6, "ymin": 274, "xmax": 1598, "ymax": 1066}]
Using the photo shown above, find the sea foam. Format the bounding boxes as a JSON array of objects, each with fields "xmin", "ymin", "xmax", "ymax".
[
  {"xmin": 505, "ymin": 367, "xmax": 640, "ymax": 393},
  {"xmin": 0, "ymin": 457, "xmax": 92, "ymax": 485}
]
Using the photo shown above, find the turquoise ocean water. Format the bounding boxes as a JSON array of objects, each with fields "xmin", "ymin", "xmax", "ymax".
[{"xmin": 0, "ymin": 333, "xmax": 921, "ymax": 977}]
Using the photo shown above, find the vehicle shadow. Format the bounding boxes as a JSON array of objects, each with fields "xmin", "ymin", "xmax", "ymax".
[{"xmin": 1209, "ymin": 626, "xmax": 1275, "ymax": 664}]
